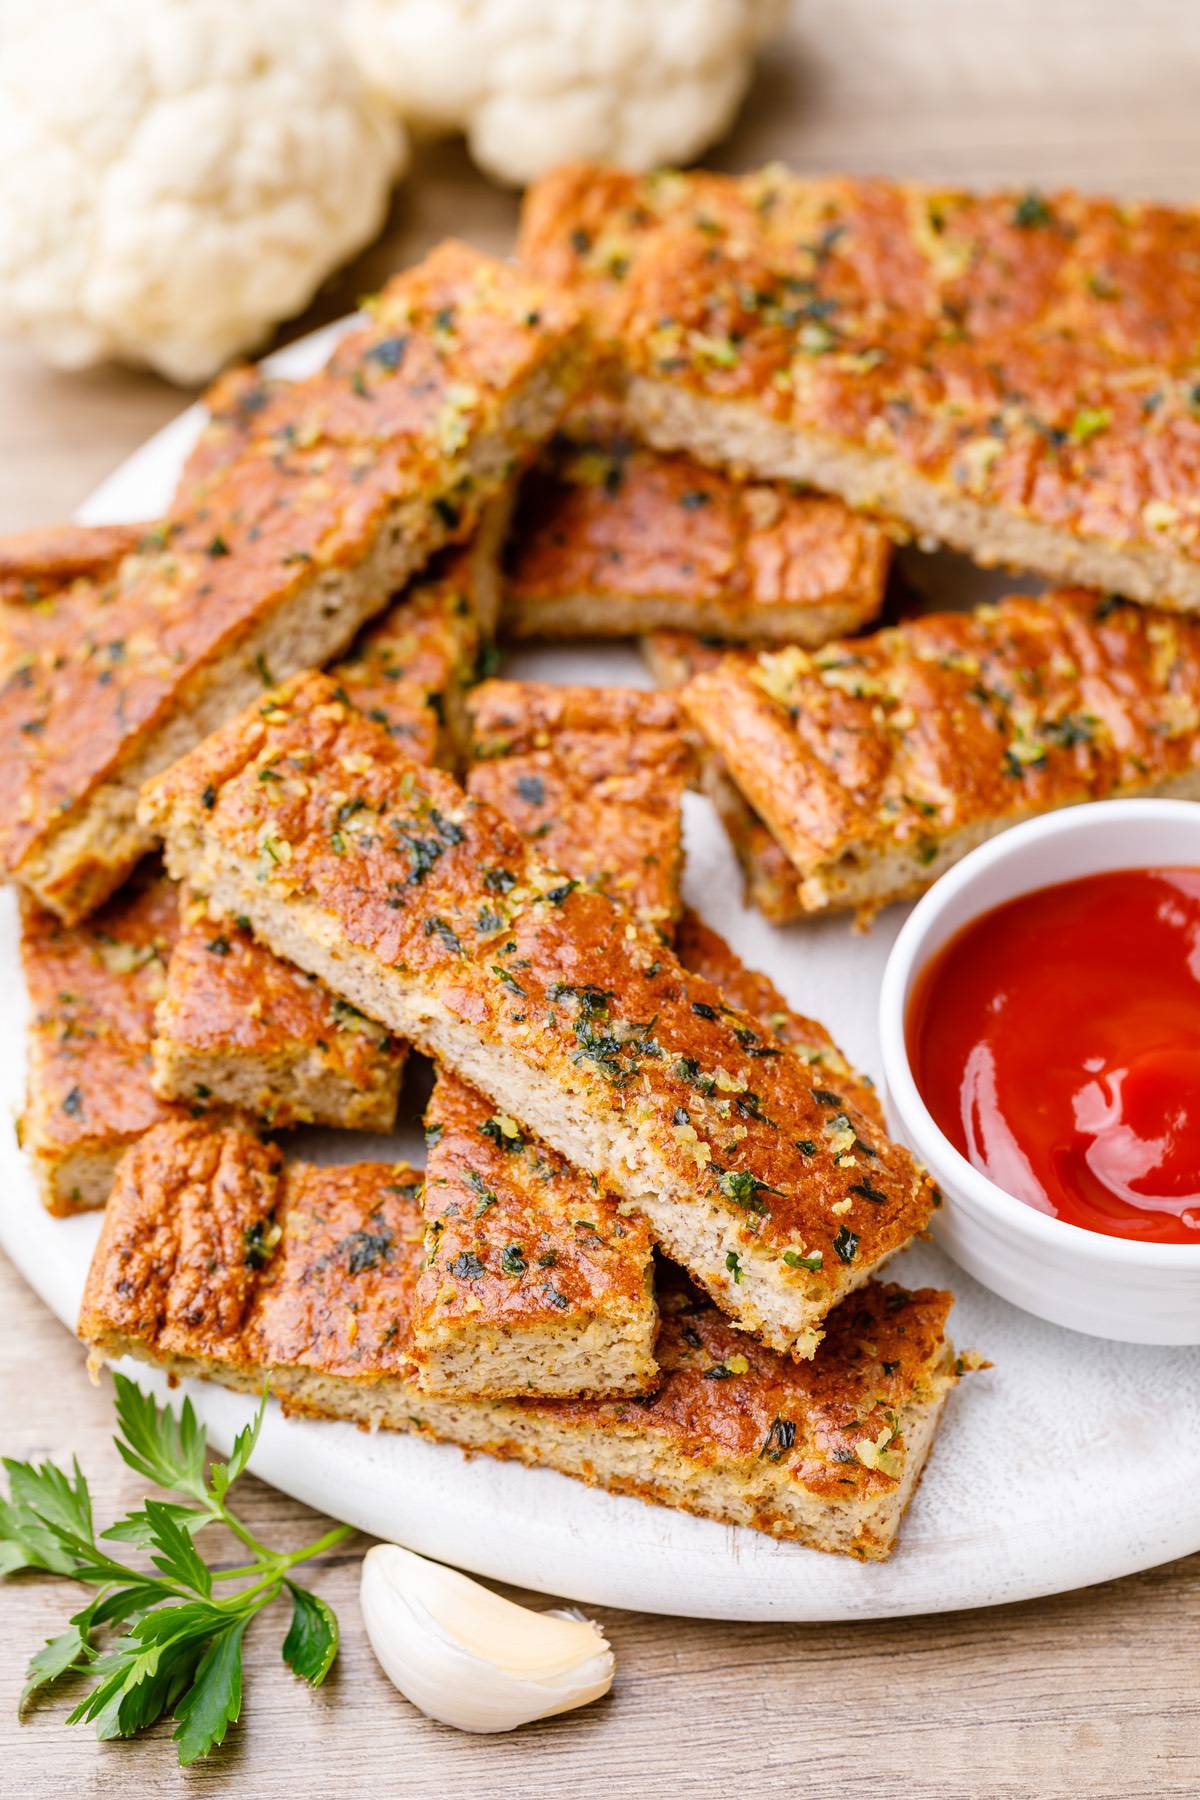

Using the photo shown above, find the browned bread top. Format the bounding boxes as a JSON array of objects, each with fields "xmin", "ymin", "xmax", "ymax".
[
  {"xmin": 80, "ymin": 1117, "xmax": 953, "ymax": 1512},
  {"xmin": 20, "ymin": 864, "xmax": 185, "ymax": 1210},
  {"xmin": 546, "ymin": 1269, "xmax": 953, "ymax": 1501},
  {"xmin": 0, "ymin": 522, "xmax": 147, "ymax": 607},
  {"xmin": 328, "ymin": 549, "xmax": 483, "ymax": 768},
  {"xmin": 157, "ymin": 897, "xmax": 398, "ymax": 1072},
  {"xmin": 681, "ymin": 588, "xmax": 1200, "ymax": 912},
  {"xmin": 0, "ymin": 241, "xmax": 584, "ymax": 914},
  {"xmin": 674, "ymin": 908, "xmax": 882, "ymax": 1128},
  {"xmin": 79, "ymin": 1118, "xmax": 424, "ymax": 1376},
  {"xmin": 466, "ymin": 679, "xmax": 692, "ymax": 934},
  {"xmin": 140, "ymin": 672, "xmax": 934, "ymax": 1345},
  {"xmin": 172, "ymin": 366, "xmax": 288, "ymax": 502},
  {"xmin": 520, "ymin": 162, "xmax": 1200, "ymax": 602},
  {"xmin": 417, "ymin": 1068, "xmax": 654, "ymax": 1338},
  {"xmin": 507, "ymin": 398, "xmax": 889, "ymax": 639}
]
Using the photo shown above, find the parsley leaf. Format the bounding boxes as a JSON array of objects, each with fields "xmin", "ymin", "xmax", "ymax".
[
  {"xmin": 19, "ymin": 1616, "xmax": 94, "ymax": 1715},
  {"xmin": 716, "ymin": 1168, "xmax": 780, "ymax": 1213},
  {"xmin": 280, "ymin": 1582, "xmax": 339, "ymax": 1686},
  {"xmin": 449, "ymin": 1252, "xmax": 486, "ymax": 1280},
  {"xmin": 833, "ymin": 1225, "xmax": 860, "ymax": 1263},
  {"xmin": 172, "ymin": 1616, "xmax": 249, "ymax": 1764},
  {"xmin": 111, "ymin": 1375, "xmax": 208, "ymax": 1499}
]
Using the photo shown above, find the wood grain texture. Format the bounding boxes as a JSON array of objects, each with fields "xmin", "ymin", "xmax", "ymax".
[{"xmin": 3, "ymin": 3, "xmax": 1200, "ymax": 1792}]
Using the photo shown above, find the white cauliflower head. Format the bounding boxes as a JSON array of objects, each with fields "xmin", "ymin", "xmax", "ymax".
[
  {"xmin": 0, "ymin": 0, "xmax": 407, "ymax": 383},
  {"xmin": 346, "ymin": 0, "xmax": 784, "ymax": 187}
]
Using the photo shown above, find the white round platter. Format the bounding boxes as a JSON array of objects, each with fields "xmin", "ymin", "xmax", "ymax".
[{"xmin": 1, "ymin": 318, "xmax": 1197, "ymax": 1623}]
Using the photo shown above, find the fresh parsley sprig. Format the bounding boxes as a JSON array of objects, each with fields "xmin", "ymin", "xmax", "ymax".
[{"xmin": 1, "ymin": 1373, "xmax": 350, "ymax": 1764}]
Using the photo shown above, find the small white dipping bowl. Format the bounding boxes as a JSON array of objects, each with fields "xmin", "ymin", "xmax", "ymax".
[{"xmin": 879, "ymin": 799, "xmax": 1200, "ymax": 1344}]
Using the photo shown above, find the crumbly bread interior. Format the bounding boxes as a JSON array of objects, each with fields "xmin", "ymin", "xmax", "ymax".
[
  {"xmin": 412, "ymin": 1314, "xmax": 657, "ymax": 1400},
  {"xmin": 507, "ymin": 588, "xmax": 874, "ymax": 644}
]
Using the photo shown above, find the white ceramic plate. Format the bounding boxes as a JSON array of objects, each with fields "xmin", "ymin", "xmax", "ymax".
[{"xmin": 2, "ymin": 321, "xmax": 1198, "ymax": 1623}]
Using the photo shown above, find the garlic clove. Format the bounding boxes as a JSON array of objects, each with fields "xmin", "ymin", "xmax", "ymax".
[{"xmin": 359, "ymin": 1542, "xmax": 614, "ymax": 1733}]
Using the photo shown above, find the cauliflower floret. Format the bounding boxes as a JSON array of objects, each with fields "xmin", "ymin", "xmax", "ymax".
[
  {"xmin": 346, "ymin": 0, "xmax": 784, "ymax": 187},
  {"xmin": 0, "ymin": 0, "xmax": 406, "ymax": 383}
]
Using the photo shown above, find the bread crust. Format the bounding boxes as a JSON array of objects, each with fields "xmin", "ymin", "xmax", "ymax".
[
  {"xmin": 0, "ymin": 241, "xmax": 585, "ymax": 922},
  {"xmin": 152, "ymin": 895, "xmax": 405, "ymax": 1132},
  {"xmin": 675, "ymin": 909, "xmax": 882, "ymax": 1127},
  {"xmin": 150, "ymin": 560, "xmax": 488, "ymax": 1129},
  {"xmin": 0, "ymin": 522, "xmax": 148, "ymax": 607},
  {"xmin": 140, "ymin": 674, "xmax": 934, "ymax": 1355},
  {"xmin": 466, "ymin": 680, "xmax": 692, "ymax": 935},
  {"xmin": 19, "ymin": 864, "xmax": 186, "ymax": 1213},
  {"xmin": 505, "ymin": 398, "xmax": 888, "ymax": 642},
  {"xmin": 520, "ymin": 163, "xmax": 1200, "ymax": 613},
  {"xmin": 681, "ymin": 588, "xmax": 1200, "ymax": 918},
  {"xmin": 79, "ymin": 1119, "xmax": 959, "ymax": 1559},
  {"xmin": 642, "ymin": 632, "xmax": 809, "ymax": 921},
  {"xmin": 413, "ymin": 1069, "xmax": 658, "ymax": 1397}
]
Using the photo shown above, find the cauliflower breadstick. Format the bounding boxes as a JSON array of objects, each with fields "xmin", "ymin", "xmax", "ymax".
[
  {"xmin": 347, "ymin": 0, "xmax": 783, "ymax": 187},
  {"xmin": 0, "ymin": 0, "xmax": 405, "ymax": 382}
]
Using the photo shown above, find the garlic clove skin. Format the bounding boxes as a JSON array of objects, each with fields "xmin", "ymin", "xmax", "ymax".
[{"xmin": 359, "ymin": 1542, "xmax": 614, "ymax": 1733}]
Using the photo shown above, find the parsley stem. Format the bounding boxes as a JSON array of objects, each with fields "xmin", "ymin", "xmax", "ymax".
[
  {"xmin": 211, "ymin": 1569, "xmax": 285, "ymax": 1611},
  {"xmin": 281, "ymin": 1522, "xmax": 354, "ymax": 1567},
  {"xmin": 213, "ymin": 1504, "xmax": 277, "ymax": 1562},
  {"xmin": 209, "ymin": 1522, "xmax": 353, "ymax": 1587}
]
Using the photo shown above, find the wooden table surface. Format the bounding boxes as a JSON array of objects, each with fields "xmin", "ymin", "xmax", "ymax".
[{"xmin": 3, "ymin": 5, "xmax": 1200, "ymax": 1794}]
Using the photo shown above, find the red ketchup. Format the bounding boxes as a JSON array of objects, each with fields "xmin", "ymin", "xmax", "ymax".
[{"xmin": 907, "ymin": 868, "xmax": 1200, "ymax": 1245}]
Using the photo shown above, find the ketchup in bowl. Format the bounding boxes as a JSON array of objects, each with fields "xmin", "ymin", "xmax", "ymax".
[{"xmin": 906, "ymin": 868, "xmax": 1200, "ymax": 1244}]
